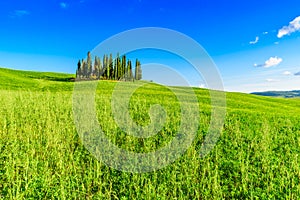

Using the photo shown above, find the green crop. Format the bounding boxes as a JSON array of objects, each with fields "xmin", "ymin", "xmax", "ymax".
[{"xmin": 0, "ymin": 67, "xmax": 299, "ymax": 199}]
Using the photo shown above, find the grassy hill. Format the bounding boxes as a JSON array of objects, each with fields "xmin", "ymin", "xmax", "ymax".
[
  {"xmin": 0, "ymin": 67, "xmax": 299, "ymax": 199},
  {"xmin": 0, "ymin": 67, "xmax": 74, "ymax": 91}
]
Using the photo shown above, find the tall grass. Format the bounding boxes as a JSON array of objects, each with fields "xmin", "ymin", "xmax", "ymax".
[{"xmin": 0, "ymin": 80, "xmax": 299, "ymax": 199}]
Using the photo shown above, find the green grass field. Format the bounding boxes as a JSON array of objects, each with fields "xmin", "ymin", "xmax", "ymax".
[{"xmin": 0, "ymin": 67, "xmax": 300, "ymax": 199}]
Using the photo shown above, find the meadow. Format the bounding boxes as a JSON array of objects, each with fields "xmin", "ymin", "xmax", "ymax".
[{"xmin": 0, "ymin": 67, "xmax": 300, "ymax": 199}]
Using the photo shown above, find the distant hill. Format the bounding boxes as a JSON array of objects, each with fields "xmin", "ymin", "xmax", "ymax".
[
  {"xmin": 252, "ymin": 90, "xmax": 300, "ymax": 98},
  {"xmin": 0, "ymin": 67, "xmax": 75, "ymax": 91}
]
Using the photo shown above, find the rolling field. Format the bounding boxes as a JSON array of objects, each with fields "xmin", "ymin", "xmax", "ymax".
[{"xmin": 0, "ymin": 67, "xmax": 300, "ymax": 199}]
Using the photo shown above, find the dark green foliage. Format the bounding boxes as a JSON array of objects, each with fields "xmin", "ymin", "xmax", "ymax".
[
  {"xmin": 127, "ymin": 60, "xmax": 133, "ymax": 81},
  {"xmin": 77, "ymin": 60, "xmax": 81, "ymax": 78},
  {"xmin": 135, "ymin": 59, "xmax": 142, "ymax": 80},
  {"xmin": 121, "ymin": 55, "xmax": 127, "ymax": 81},
  {"xmin": 109, "ymin": 54, "xmax": 113, "ymax": 80},
  {"xmin": 102, "ymin": 54, "xmax": 108, "ymax": 79},
  {"xmin": 98, "ymin": 56, "xmax": 102, "ymax": 78},
  {"xmin": 114, "ymin": 56, "xmax": 117, "ymax": 80},
  {"xmin": 87, "ymin": 51, "xmax": 93, "ymax": 77},
  {"xmin": 76, "ymin": 52, "xmax": 142, "ymax": 81},
  {"xmin": 82, "ymin": 60, "xmax": 87, "ymax": 78},
  {"xmin": 116, "ymin": 53, "xmax": 121, "ymax": 80}
]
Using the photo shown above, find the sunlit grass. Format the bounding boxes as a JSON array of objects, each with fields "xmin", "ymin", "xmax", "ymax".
[{"xmin": 0, "ymin": 68, "xmax": 300, "ymax": 199}]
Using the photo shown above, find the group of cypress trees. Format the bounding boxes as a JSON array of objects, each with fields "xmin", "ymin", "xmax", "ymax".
[{"xmin": 76, "ymin": 51, "xmax": 142, "ymax": 81}]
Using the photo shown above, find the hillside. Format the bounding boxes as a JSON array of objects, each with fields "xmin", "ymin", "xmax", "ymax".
[
  {"xmin": 0, "ymin": 67, "xmax": 300, "ymax": 199},
  {"xmin": 0, "ymin": 67, "xmax": 75, "ymax": 91},
  {"xmin": 0, "ymin": 67, "xmax": 299, "ymax": 115}
]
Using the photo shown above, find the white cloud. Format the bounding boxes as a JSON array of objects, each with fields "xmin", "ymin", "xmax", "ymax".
[
  {"xmin": 249, "ymin": 36, "xmax": 259, "ymax": 44},
  {"xmin": 295, "ymin": 71, "xmax": 300, "ymax": 76},
  {"xmin": 263, "ymin": 31, "xmax": 268, "ymax": 35},
  {"xmin": 266, "ymin": 78, "xmax": 279, "ymax": 82},
  {"xmin": 60, "ymin": 2, "xmax": 68, "ymax": 8},
  {"xmin": 254, "ymin": 56, "xmax": 283, "ymax": 68},
  {"xmin": 265, "ymin": 57, "xmax": 283, "ymax": 68},
  {"xmin": 283, "ymin": 71, "xmax": 292, "ymax": 75},
  {"xmin": 274, "ymin": 41, "xmax": 279, "ymax": 45},
  {"xmin": 10, "ymin": 10, "xmax": 30, "ymax": 18},
  {"xmin": 277, "ymin": 16, "xmax": 300, "ymax": 38}
]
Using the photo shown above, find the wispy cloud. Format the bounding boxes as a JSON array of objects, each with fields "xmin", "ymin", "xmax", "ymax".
[
  {"xmin": 277, "ymin": 16, "xmax": 300, "ymax": 38},
  {"xmin": 249, "ymin": 36, "xmax": 259, "ymax": 44},
  {"xmin": 60, "ymin": 2, "xmax": 68, "ymax": 9},
  {"xmin": 266, "ymin": 78, "xmax": 279, "ymax": 82},
  {"xmin": 295, "ymin": 71, "xmax": 300, "ymax": 76},
  {"xmin": 263, "ymin": 31, "xmax": 268, "ymax": 35},
  {"xmin": 283, "ymin": 71, "xmax": 292, "ymax": 75},
  {"xmin": 254, "ymin": 56, "xmax": 283, "ymax": 68},
  {"xmin": 9, "ymin": 10, "xmax": 30, "ymax": 18}
]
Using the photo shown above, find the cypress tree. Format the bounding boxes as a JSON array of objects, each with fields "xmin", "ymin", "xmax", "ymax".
[
  {"xmin": 94, "ymin": 56, "xmax": 99, "ymax": 78},
  {"xmin": 97, "ymin": 56, "xmax": 102, "ymax": 79},
  {"xmin": 135, "ymin": 59, "xmax": 142, "ymax": 80},
  {"xmin": 105, "ymin": 54, "xmax": 110, "ymax": 79},
  {"xmin": 128, "ymin": 60, "xmax": 133, "ymax": 81},
  {"xmin": 87, "ymin": 51, "xmax": 92, "ymax": 78},
  {"xmin": 109, "ymin": 53, "xmax": 113, "ymax": 80},
  {"xmin": 103, "ymin": 54, "xmax": 107, "ymax": 79},
  {"xmin": 77, "ymin": 59, "xmax": 81, "ymax": 78},
  {"xmin": 116, "ymin": 53, "xmax": 121, "ymax": 80},
  {"xmin": 135, "ymin": 59, "xmax": 138, "ymax": 80},
  {"xmin": 82, "ymin": 59, "xmax": 87, "ymax": 78},
  {"xmin": 121, "ymin": 55, "xmax": 126, "ymax": 80},
  {"xmin": 114, "ymin": 57, "xmax": 118, "ymax": 80},
  {"xmin": 139, "ymin": 61, "xmax": 142, "ymax": 80}
]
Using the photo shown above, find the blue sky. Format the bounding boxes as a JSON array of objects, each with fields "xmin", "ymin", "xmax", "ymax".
[{"xmin": 0, "ymin": 0, "xmax": 300, "ymax": 92}]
